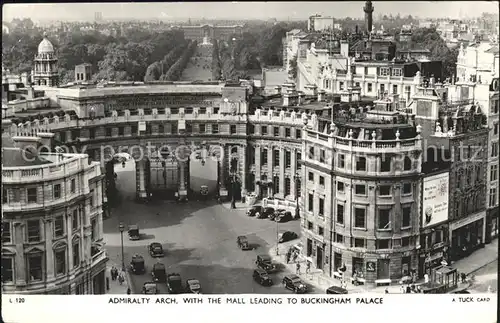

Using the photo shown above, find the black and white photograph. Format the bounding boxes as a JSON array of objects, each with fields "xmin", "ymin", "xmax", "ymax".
[{"xmin": 1, "ymin": 1, "xmax": 498, "ymax": 322}]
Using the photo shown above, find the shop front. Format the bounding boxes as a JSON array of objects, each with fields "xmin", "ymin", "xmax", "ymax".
[
  {"xmin": 449, "ymin": 211, "xmax": 486, "ymax": 261},
  {"xmin": 485, "ymin": 207, "xmax": 499, "ymax": 243}
]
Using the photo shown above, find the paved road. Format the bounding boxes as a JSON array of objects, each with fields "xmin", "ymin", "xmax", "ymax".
[
  {"xmin": 468, "ymin": 260, "xmax": 497, "ymax": 293},
  {"xmin": 103, "ymin": 159, "xmax": 313, "ymax": 294}
]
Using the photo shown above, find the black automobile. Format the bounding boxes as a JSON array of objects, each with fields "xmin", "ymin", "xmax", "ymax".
[
  {"xmin": 185, "ymin": 279, "xmax": 202, "ymax": 294},
  {"xmin": 278, "ymin": 230, "xmax": 298, "ymax": 243},
  {"xmin": 148, "ymin": 242, "xmax": 165, "ymax": 257},
  {"xmin": 237, "ymin": 235, "xmax": 252, "ymax": 250},
  {"xmin": 282, "ymin": 275, "xmax": 307, "ymax": 293},
  {"xmin": 326, "ymin": 286, "xmax": 348, "ymax": 294},
  {"xmin": 247, "ymin": 205, "xmax": 262, "ymax": 217},
  {"xmin": 142, "ymin": 282, "xmax": 158, "ymax": 294},
  {"xmin": 151, "ymin": 263, "xmax": 167, "ymax": 283},
  {"xmin": 275, "ymin": 211, "xmax": 293, "ymax": 223},
  {"xmin": 253, "ymin": 269, "xmax": 273, "ymax": 286},
  {"xmin": 262, "ymin": 207, "xmax": 275, "ymax": 217},
  {"xmin": 128, "ymin": 225, "xmax": 140, "ymax": 240},
  {"xmin": 255, "ymin": 254, "xmax": 278, "ymax": 273},
  {"xmin": 167, "ymin": 273, "xmax": 183, "ymax": 294},
  {"xmin": 130, "ymin": 254, "xmax": 145, "ymax": 274}
]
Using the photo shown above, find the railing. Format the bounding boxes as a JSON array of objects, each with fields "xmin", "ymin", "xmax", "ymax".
[{"xmin": 2, "ymin": 154, "xmax": 100, "ymax": 183}]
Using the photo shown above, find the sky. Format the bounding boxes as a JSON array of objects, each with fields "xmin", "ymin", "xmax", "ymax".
[{"xmin": 2, "ymin": 1, "xmax": 499, "ymax": 22}]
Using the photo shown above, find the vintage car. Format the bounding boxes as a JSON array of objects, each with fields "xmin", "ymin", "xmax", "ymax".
[
  {"xmin": 185, "ymin": 279, "xmax": 202, "ymax": 294},
  {"xmin": 275, "ymin": 211, "xmax": 293, "ymax": 223},
  {"xmin": 167, "ymin": 273, "xmax": 183, "ymax": 294},
  {"xmin": 253, "ymin": 269, "xmax": 273, "ymax": 286},
  {"xmin": 261, "ymin": 207, "xmax": 275, "ymax": 218},
  {"xmin": 278, "ymin": 230, "xmax": 298, "ymax": 243},
  {"xmin": 326, "ymin": 286, "xmax": 348, "ymax": 294},
  {"xmin": 142, "ymin": 282, "xmax": 159, "ymax": 294},
  {"xmin": 151, "ymin": 263, "xmax": 167, "ymax": 283},
  {"xmin": 148, "ymin": 242, "xmax": 165, "ymax": 257},
  {"xmin": 282, "ymin": 275, "xmax": 307, "ymax": 293},
  {"xmin": 247, "ymin": 205, "xmax": 263, "ymax": 217},
  {"xmin": 130, "ymin": 254, "xmax": 145, "ymax": 274},
  {"xmin": 269, "ymin": 209, "xmax": 286, "ymax": 221},
  {"xmin": 255, "ymin": 254, "xmax": 278, "ymax": 273},
  {"xmin": 237, "ymin": 235, "xmax": 252, "ymax": 250},
  {"xmin": 128, "ymin": 225, "xmax": 140, "ymax": 240}
]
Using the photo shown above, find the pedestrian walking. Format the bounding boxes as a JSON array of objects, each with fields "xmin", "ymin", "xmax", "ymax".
[
  {"xmin": 296, "ymin": 262, "xmax": 301, "ymax": 274},
  {"xmin": 118, "ymin": 273, "xmax": 125, "ymax": 285},
  {"xmin": 385, "ymin": 288, "xmax": 389, "ymax": 294},
  {"xmin": 306, "ymin": 261, "xmax": 311, "ymax": 274},
  {"xmin": 292, "ymin": 252, "xmax": 298, "ymax": 263},
  {"xmin": 400, "ymin": 285, "xmax": 405, "ymax": 294},
  {"xmin": 460, "ymin": 272, "xmax": 466, "ymax": 283},
  {"xmin": 126, "ymin": 288, "xmax": 131, "ymax": 295}
]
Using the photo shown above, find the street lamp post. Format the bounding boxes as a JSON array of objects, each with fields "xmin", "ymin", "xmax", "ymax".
[
  {"xmin": 119, "ymin": 222, "xmax": 125, "ymax": 271},
  {"xmin": 294, "ymin": 175, "xmax": 300, "ymax": 219},
  {"xmin": 276, "ymin": 217, "xmax": 279, "ymax": 256}
]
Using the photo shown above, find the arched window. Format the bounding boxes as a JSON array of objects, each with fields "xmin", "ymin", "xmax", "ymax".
[
  {"xmin": 26, "ymin": 248, "xmax": 44, "ymax": 282},
  {"xmin": 403, "ymin": 156, "xmax": 412, "ymax": 171}
]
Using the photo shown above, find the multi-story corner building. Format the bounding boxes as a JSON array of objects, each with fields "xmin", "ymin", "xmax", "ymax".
[
  {"xmin": 302, "ymin": 94, "xmax": 422, "ymax": 285},
  {"xmin": 1, "ymin": 130, "xmax": 107, "ymax": 294},
  {"xmin": 412, "ymin": 79, "xmax": 490, "ymax": 263},
  {"xmin": 455, "ymin": 41, "xmax": 499, "ymax": 242}
]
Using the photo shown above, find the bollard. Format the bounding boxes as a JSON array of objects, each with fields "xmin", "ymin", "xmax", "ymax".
[{"xmin": 106, "ymin": 277, "xmax": 110, "ymax": 291}]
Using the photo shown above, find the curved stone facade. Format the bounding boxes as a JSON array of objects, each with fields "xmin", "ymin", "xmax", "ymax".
[{"xmin": 2, "ymin": 149, "xmax": 107, "ymax": 294}]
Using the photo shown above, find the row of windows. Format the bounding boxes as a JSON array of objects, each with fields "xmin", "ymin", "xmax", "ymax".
[
  {"xmin": 2, "ymin": 179, "xmax": 78, "ymax": 204},
  {"xmin": 337, "ymin": 155, "xmax": 413, "ymax": 172},
  {"xmin": 305, "ymin": 221, "xmax": 414, "ymax": 249},
  {"xmin": 71, "ymin": 124, "xmax": 303, "ymax": 140},
  {"xmin": 2, "ymin": 215, "xmax": 97, "ymax": 245},
  {"xmin": 255, "ymin": 149, "xmax": 302, "ymax": 170},
  {"xmin": 307, "ymin": 175, "xmax": 413, "ymax": 196},
  {"xmin": 2, "ymin": 243, "xmax": 81, "ymax": 283},
  {"xmin": 335, "ymin": 204, "xmax": 413, "ymax": 229}
]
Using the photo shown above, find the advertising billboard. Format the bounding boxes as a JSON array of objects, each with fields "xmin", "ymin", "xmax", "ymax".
[{"xmin": 422, "ymin": 172, "xmax": 449, "ymax": 228}]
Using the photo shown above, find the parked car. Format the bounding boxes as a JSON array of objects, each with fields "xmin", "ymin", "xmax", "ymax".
[
  {"xmin": 253, "ymin": 269, "xmax": 273, "ymax": 286},
  {"xmin": 275, "ymin": 211, "xmax": 293, "ymax": 223},
  {"xmin": 269, "ymin": 209, "xmax": 284, "ymax": 221},
  {"xmin": 151, "ymin": 263, "xmax": 166, "ymax": 283},
  {"xmin": 167, "ymin": 273, "xmax": 183, "ymax": 294},
  {"xmin": 278, "ymin": 230, "xmax": 298, "ymax": 243},
  {"xmin": 130, "ymin": 254, "xmax": 145, "ymax": 274},
  {"xmin": 282, "ymin": 275, "xmax": 307, "ymax": 293},
  {"xmin": 185, "ymin": 279, "xmax": 202, "ymax": 294},
  {"xmin": 255, "ymin": 254, "xmax": 278, "ymax": 273},
  {"xmin": 142, "ymin": 282, "xmax": 158, "ymax": 294},
  {"xmin": 237, "ymin": 235, "xmax": 252, "ymax": 250},
  {"xmin": 326, "ymin": 286, "xmax": 348, "ymax": 294},
  {"xmin": 128, "ymin": 225, "xmax": 140, "ymax": 240},
  {"xmin": 262, "ymin": 207, "xmax": 275, "ymax": 217},
  {"xmin": 148, "ymin": 242, "xmax": 165, "ymax": 257},
  {"xmin": 247, "ymin": 205, "xmax": 262, "ymax": 217}
]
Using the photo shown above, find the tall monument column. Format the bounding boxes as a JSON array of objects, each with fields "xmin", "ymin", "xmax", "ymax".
[
  {"xmin": 364, "ymin": 1, "xmax": 374, "ymax": 34},
  {"xmin": 136, "ymin": 159, "xmax": 147, "ymax": 201},
  {"xmin": 178, "ymin": 161, "xmax": 188, "ymax": 202}
]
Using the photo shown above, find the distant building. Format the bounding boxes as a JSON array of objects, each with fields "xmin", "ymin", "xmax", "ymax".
[
  {"xmin": 177, "ymin": 24, "xmax": 243, "ymax": 42},
  {"xmin": 33, "ymin": 34, "xmax": 58, "ymax": 87},
  {"xmin": 75, "ymin": 63, "xmax": 92, "ymax": 84},
  {"xmin": 308, "ymin": 15, "xmax": 335, "ymax": 32}
]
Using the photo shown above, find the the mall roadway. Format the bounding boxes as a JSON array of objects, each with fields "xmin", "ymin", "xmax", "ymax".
[{"xmin": 103, "ymin": 159, "xmax": 316, "ymax": 294}]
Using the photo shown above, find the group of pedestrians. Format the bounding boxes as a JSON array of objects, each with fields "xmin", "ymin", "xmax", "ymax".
[{"xmin": 110, "ymin": 265, "xmax": 131, "ymax": 294}]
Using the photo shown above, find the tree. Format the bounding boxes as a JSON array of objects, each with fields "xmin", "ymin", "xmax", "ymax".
[
  {"xmin": 144, "ymin": 61, "xmax": 162, "ymax": 82},
  {"xmin": 288, "ymin": 55, "xmax": 298, "ymax": 80}
]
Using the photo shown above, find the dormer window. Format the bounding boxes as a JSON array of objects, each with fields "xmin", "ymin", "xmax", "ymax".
[
  {"xmin": 379, "ymin": 67, "xmax": 390, "ymax": 76},
  {"xmin": 392, "ymin": 68, "xmax": 402, "ymax": 77}
]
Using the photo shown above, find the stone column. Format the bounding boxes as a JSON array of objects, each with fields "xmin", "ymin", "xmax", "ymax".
[
  {"xmin": 268, "ymin": 146, "xmax": 273, "ymax": 197},
  {"xmin": 178, "ymin": 161, "xmax": 188, "ymax": 201},
  {"xmin": 255, "ymin": 145, "xmax": 261, "ymax": 197},
  {"xmin": 136, "ymin": 159, "xmax": 147, "ymax": 202},
  {"xmin": 67, "ymin": 209, "xmax": 73, "ymax": 270},
  {"xmin": 240, "ymin": 145, "xmax": 247, "ymax": 197},
  {"xmin": 14, "ymin": 223, "xmax": 26, "ymax": 285},
  {"xmin": 279, "ymin": 147, "xmax": 285, "ymax": 198},
  {"xmin": 83, "ymin": 200, "xmax": 92, "ymax": 265},
  {"xmin": 291, "ymin": 148, "xmax": 297, "ymax": 200},
  {"xmin": 218, "ymin": 144, "xmax": 228, "ymax": 200},
  {"xmin": 45, "ymin": 219, "xmax": 55, "ymax": 281}
]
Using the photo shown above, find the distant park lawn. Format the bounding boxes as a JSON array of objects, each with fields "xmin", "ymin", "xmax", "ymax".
[{"xmin": 180, "ymin": 44, "xmax": 214, "ymax": 81}]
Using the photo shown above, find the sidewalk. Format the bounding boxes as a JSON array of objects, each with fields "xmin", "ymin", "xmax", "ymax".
[
  {"xmin": 451, "ymin": 239, "xmax": 498, "ymax": 275},
  {"xmin": 268, "ymin": 240, "xmax": 497, "ymax": 294},
  {"xmin": 106, "ymin": 260, "xmax": 133, "ymax": 294}
]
